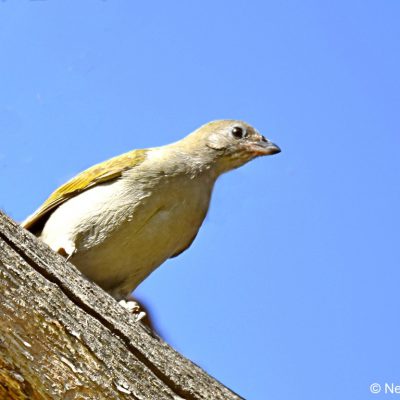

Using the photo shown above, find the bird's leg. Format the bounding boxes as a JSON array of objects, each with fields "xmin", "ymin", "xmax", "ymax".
[
  {"xmin": 119, "ymin": 297, "xmax": 147, "ymax": 322},
  {"xmin": 56, "ymin": 242, "xmax": 77, "ymax": 261},
  {"xmin": 66, "ymin": 249, "xmax": 77, "ymax": 262}
]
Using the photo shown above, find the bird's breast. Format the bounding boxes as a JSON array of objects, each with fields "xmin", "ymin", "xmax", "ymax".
[{"xmin": 41, "ymin": 171, "xmax": 214, "ymax": 294}]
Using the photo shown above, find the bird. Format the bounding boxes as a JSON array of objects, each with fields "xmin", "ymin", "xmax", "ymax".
[{"xmin": 22, "ymin": 120, "xmax": 280, "ymax": 304}]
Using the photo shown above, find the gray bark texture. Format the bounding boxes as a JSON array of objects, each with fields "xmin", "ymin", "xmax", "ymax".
[{"xmin": 0, "ymin": 211, "xmax": 243, "ymax": 400}]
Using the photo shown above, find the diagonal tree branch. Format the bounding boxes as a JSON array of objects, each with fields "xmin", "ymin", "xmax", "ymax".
[{"xmin": 0, "ymin": 211, "xmax": 242, "ymax": 400}]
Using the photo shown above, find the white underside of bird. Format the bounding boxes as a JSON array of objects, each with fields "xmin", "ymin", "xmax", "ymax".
[{"xmin": 40, "ymin": 147, "xmax": 215, "ymax": 299}]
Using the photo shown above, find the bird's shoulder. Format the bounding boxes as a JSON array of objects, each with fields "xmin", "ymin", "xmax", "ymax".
[{"xmin": 22, "ymin": 148, "xmax": 148, "ymax": 232}]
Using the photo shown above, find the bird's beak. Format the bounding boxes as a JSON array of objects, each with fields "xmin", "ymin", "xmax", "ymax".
[{"xmin": 246, "ymin": 139, "xmax": 281, "ymax": 156}]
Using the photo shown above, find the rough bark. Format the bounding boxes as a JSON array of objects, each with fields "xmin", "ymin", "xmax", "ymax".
[{"xmin": 0, "ymin": 211, "xmax": 242, "ymax": 400}]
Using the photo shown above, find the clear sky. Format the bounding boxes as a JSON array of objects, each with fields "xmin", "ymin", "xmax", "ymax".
[{"xmin": 1, "ymin": 1, "xmax": 399, "ymax": 399}]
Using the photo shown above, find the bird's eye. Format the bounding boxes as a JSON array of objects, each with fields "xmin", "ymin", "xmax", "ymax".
[{"xmin": 231, "ymin": 126, "xmax": 247, "ymax": 139}]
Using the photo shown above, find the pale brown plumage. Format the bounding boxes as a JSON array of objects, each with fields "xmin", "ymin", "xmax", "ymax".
[{"xmin": 23, "ymin": 120, "xmax": 280, "ymax": 299}]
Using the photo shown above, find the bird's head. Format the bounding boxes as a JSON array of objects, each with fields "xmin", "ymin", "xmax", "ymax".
[{"xmin": 183, "ymin": 120, "xmax": 281, "ymax": 175}]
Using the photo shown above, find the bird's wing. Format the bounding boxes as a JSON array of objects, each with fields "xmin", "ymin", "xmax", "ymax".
[{"xmin": 22, "ymin": 149, "xmax": 148, "ymax": 233}]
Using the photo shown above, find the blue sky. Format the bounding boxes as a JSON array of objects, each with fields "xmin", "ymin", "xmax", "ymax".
[{"xmin": 1, "ymin": 1, "xmax": 399, "ymax": 399}]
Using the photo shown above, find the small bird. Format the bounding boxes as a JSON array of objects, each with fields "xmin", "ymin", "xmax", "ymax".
[{"xmin": 22, "ymin": 120, "xmax": 280, "ymax": 302}]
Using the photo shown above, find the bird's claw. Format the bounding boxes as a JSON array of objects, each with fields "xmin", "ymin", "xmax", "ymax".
[{"xmin": 119, "ymin": 299, "xmax": 146, "ymax": 322}]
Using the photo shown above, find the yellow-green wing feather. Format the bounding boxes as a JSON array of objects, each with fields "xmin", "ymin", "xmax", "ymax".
[{"xmin": 22, "ymin": 149, "xmax": 148, "ymax": 232}]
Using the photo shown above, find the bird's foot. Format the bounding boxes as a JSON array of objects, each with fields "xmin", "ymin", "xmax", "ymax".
[{"xmin": 119, "ymin": 299, "xmax": 146, "ymax": 322}]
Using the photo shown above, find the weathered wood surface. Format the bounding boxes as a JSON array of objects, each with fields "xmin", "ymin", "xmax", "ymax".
[{"xmin": 0, "ymin": 211, "xmax": 242, "ymax": 400}]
